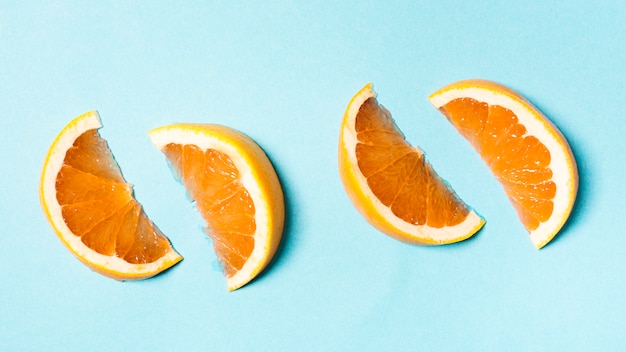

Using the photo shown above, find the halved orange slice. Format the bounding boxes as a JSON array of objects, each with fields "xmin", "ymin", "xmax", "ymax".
[
  {"xmin": 40, "ymin": 111, "xmax": 182, "ymax": 280},
  {"xmin": 429, "ymin": 79, "xmax": 578, "ymax": 248},
  {"xmin": 149, "ymin": 124, "xmax": 284, "ymax": 291},
  {"xmin": 339, "ymin": 84, "xmax": 485, "ymax": 245}
]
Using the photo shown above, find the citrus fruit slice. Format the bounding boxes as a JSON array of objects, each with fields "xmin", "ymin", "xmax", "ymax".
[
  {"xmin": 149, "ymin": 124, "xmax": 284, "ymax": 291},
  {"xmin": 40, "ymin": 111, "xmax": 182, "ymax": 280},
  {"xmin": 429, "ymin": 79, "xmax": 578, "ymax": 249},
  {"xmin": 339, "ymin": 83, "xmax": 485, "ymax": 245}
]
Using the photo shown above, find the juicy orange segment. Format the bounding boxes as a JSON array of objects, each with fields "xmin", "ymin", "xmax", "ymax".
[
  {"xmin": 40, "ymin": 111, "xmax": 182, "ymax": 280},
  {"xmin": 356, "ymin": 97, "xmax": 471, "ymax": 228},
  {"xmin": 162, "ymin": 143, "xmax": 256, "ymax": 277},
  {"xmin": 441, "ymin": 98, "xmax": 556, "ymax": 231},
  {"xmin": 430, "ymin": 80, "xmax": 578, "ymax": 248},
  {"xmin": 149, "ymin": 124, "xmax": 284, "ymax": 291},
  {"xmin": 339, "ymin": 84, "xmax": 485, "ymax": 245}
]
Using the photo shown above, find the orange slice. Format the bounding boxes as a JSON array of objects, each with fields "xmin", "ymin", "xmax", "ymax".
[
  {"xmin": 339, "ymin": 83, "xmax": 485, "ymax": 245},
  {"xmin": 149, "ymin": 124, "xmax": 284, "ymax": 291},
  {"xmin": 429, "ymin": 79, "xmax": 578, "ymax": 249},
  {"xmin": 40, "ymin": 111, "xmax": 182, "ymax": 280}
]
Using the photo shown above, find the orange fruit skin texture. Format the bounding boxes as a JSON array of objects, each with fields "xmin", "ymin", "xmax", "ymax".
[
  {"xmin": 339, "ymin": 84, "xmax": 485, "ymax": 245},
  {"xmin": 430, "ymin": 79, "xmax": 579, "ymax": 248},
  {"xmin": 40, "ymin": 112, "xmax": 182, "ymax": 280},
  {"xmin": 150, "ymin": 124, "xmax": 284, "ymax": 291}
]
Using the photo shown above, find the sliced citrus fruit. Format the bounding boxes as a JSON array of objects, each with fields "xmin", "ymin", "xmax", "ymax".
[
  {"xmin": 40, "ymin": 111, "xmax": 182, "ymax": 280},
  {"xmin": 339, "ymin": 83, "xmax": 485, "ymax": 245},
  {"xmin": 149, "ymin": 124, "xmax": 284, "ymax": 291},
  {"xmin": 429, "ymin": 79, "xmax": 578, "ymax": 249}
]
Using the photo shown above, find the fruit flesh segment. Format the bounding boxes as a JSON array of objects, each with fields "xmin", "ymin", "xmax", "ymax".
[
  {"xmin": 55, "ymin": 129, "xmax": 171, "ymax": 264},
  {"xmin": 355, "ymin": 97, "xmax": 470, "ymax": 228},
  {"xmin": 439, "ymin": 98, "xmax": 556, "ymax": 231},
  {"xmin": 162, "ymin": 143, "xmax": 256, "ymax": 277}
]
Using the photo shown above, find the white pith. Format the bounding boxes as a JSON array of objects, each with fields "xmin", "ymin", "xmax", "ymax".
[{"xmin": 430, "ymin": 85, "xmax": 577, "ymax": 248}]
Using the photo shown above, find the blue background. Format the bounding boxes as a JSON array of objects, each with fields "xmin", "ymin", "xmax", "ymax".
[{"xmin": 1, "ymin": 1, "xmax": 625, "ymax": 351}]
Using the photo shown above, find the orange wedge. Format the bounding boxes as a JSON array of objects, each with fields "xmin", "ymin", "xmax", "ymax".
[
  {"xmin": 40, "ymin": 111, "xmax": 182, "ymax": 280},
  {"xmin": 429, "ymin": 79, "xmax": 578, "ymax": 248},
  {"xmin": 339, "ymin": 84, "xmax": 485, "ymax": 245},
  {"xmin": 149, "ymin": 124, "xmax": 284, "ymax": 291}
]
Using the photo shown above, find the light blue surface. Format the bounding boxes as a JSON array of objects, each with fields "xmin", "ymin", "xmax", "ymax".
[{"xmin": 1, "ymin": 1, "xmax": 625, "ymax": 350}]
